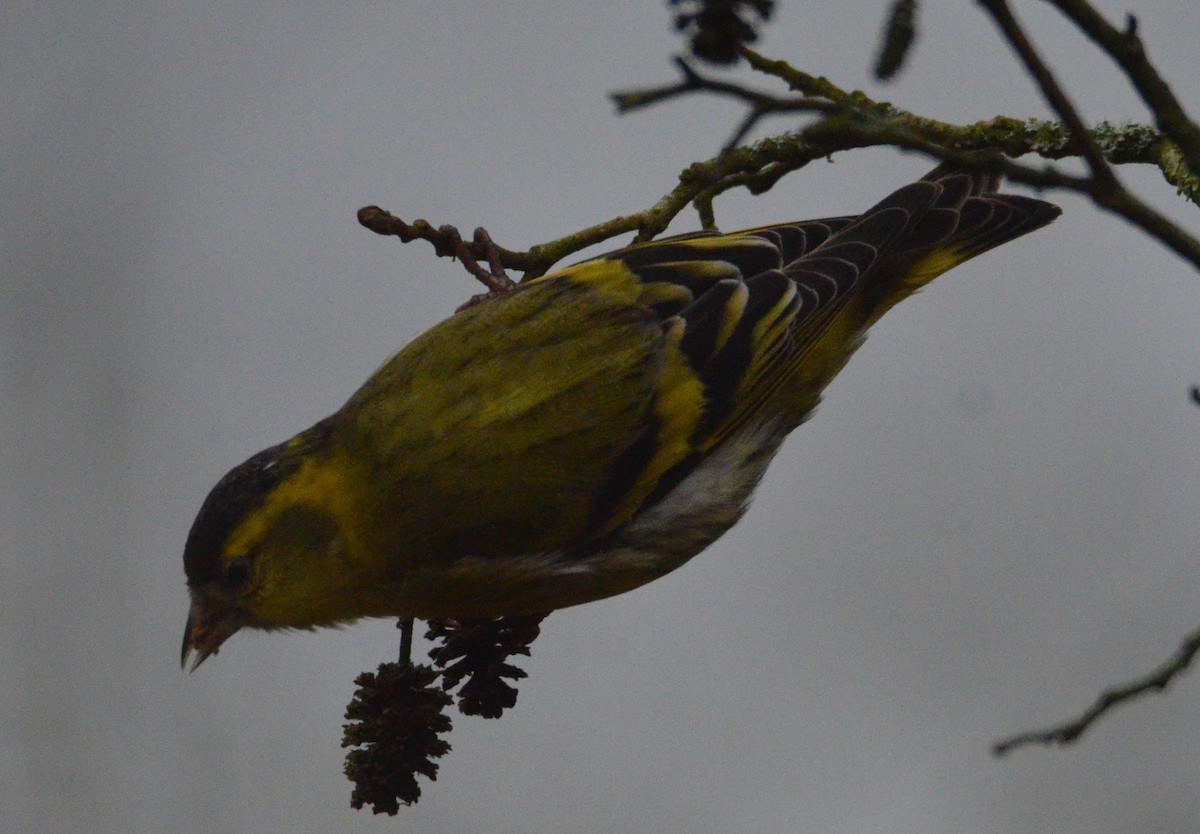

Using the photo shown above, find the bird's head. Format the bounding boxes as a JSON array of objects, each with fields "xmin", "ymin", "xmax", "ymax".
[{"xmin": 180, "ymin": 418, "xmax": 368, "ymax": 670}]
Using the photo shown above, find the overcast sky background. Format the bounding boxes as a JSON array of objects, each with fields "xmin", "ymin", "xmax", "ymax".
[{"xmin": 5, "ymin": 1, "xmax": 1200, "ymax": 832}]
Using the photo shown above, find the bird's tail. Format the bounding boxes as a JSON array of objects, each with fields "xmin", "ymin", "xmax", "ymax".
[
  {"xmin": 844, "ymin": 164, "xmax": 1062, "ymax": 324},
  {"xmin": 748, "ymin": 164, "xmax": 1061, "ymax": 421}
]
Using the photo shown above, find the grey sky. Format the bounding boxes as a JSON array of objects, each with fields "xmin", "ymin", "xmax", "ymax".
[{"xmin": 5, "ymin": 1, "xmax": 1200, "ymax": 832}]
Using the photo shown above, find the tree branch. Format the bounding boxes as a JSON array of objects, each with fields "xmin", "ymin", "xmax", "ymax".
[
  {"xmin": 994, "ymin": 625, "xmax": 1200, "ymax": 756},
  {"xmin": 1043, "ymin": 0, "xmax": 1200, "ymax": 176},
  {"xmin": 612, "ymin": 57, "xmax": 838, "ymax": 149},
  {"xmin": 968, "ymin": 0, "xmax": 1200, "ymax": 268},
  {"xmin": 364, "ymin": 7, "xmax": 1199, "ymax": 296},
  {"xmin": 977, "ymin": 0, "xmax": 1116, "ymax": 189}
]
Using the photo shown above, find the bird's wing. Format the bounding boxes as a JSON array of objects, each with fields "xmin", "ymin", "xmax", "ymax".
[
  {"xmin": 337, "ymin": 262, "xmax": 687, "ymax": 561},
  {"xmin": 340, "ymin": 167, "xmax": 1058, "ymax": 559},
  {"xmin": 584, "ymin": 167, "xmax": 1059, "ymax": 530}
]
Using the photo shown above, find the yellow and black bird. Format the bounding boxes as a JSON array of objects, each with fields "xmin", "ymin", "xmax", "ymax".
[{"xmin": 182, "ymin": 165, "xmax": 1060, "ymax": 669}]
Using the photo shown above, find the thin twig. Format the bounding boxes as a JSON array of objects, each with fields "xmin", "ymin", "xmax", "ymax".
[
  {"xmin": 970, "ymin": 0, "xmax": 1200, "ymax": 271},
  {"xmin": 363, "ymin": 106, "xmax": 1199, "ymax": 285},
  {"xmin": 368, "ymin": 37, "xmax": 1197, "ymax": 292},
  {"xmin": 356, "ymin": 206, "xmax": 537, "ymax": 275},
  {"xmin": 612, "ymin": 57, "xmax": 837, "ymax": 149},
  {"xmin": 993, "ymin": 157, "xmax": 1200, "ymax": 268},
  {"xmin": 739, "ymin": 47, "xmax": 863, "ymax": 107},
  {"xmin": 977, "ymin": 0, "xmax": 1116, "ymax": 189},
  {"xmin": 994, "ymin": 626, "xmax": 1200, "ymax": 755},
  {"xmin": 1043, "ymin": 0, "xmax": 1200, "ymax": 175}
]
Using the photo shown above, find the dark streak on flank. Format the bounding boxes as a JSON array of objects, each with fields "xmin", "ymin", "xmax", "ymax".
[{"xmin": 583, "ymin": 405, "xmax": 663, "ymax": 539}]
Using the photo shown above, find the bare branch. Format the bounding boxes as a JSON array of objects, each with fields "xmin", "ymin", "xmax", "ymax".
[
  {"xmin": 995, "ymin": 157, "xmax": 1200, "ymax": 268},
  {"xmin": 367, "ymin": 14, "xmax": 1200, "ymax": 298},
  {"xmin": 977, "ymin": 0, "xmax": 1116, "ymax": 188},
  {"xmin": 356, "ymin": 206, "xmax": 534, "ymax": 275},
  {"xmin": 362, "ymin": 108, "xmax": 1200, "ymax": 290},
  {"xmin": 612, "ymin": 57, "xmax": 837, "ymax": 149},
  {"xmin": 1043, "ymin": 0, "xmax": 1200, "ymax": 176},
  {"xmin": 994, "ymin": 626, "xmax": 1200, "ymax": 756}
]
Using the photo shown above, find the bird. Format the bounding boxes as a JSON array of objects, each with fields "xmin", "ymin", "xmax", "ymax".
[{"xmin": 181, "ymin": 164, "xmax": 1060, "ymax": 670}]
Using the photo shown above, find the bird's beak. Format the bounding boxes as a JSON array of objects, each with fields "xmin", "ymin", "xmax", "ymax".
[{"xmin": 181, "ymin": 594, "xmax": 243, "ymax": 672}]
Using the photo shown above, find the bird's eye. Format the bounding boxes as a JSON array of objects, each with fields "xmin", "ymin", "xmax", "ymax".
[{"xmin": 223, "ymin": 557, "xmax": 253, "ymax": 591}]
